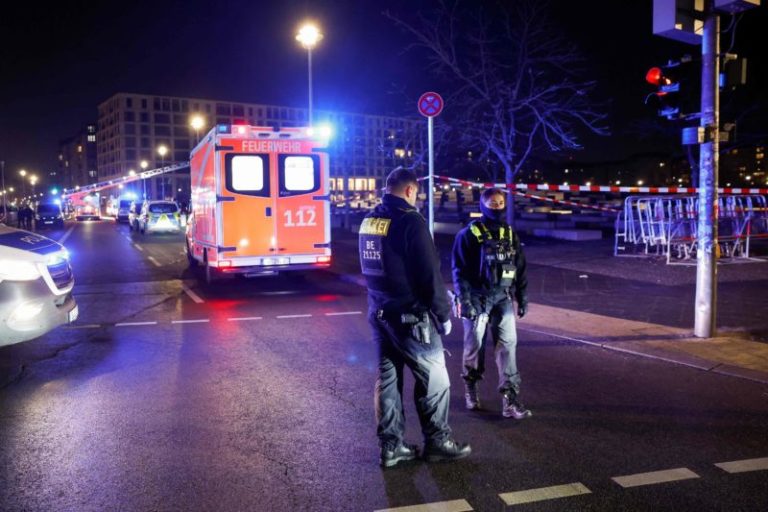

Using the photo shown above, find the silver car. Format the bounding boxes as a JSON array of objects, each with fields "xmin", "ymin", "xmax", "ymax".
[{"xmin": 0, "ymin": 225, "xmax": 78, "ymax": 347}]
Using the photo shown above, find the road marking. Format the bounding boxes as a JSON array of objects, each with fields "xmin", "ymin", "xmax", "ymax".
[
  {"xmin": 134, "ymin": 243, "xmax": 144, "ymax": 252},
  {"xmin": 64, "ymin": 324, "xmax": 101, "ymax": 329},
  {"xmin": 277, "ymin": 314, "xmax": 312, "ymax": 319},
  {"xmin": 57, "ymin": 225, "xmax": 76, "ymax": 245},
  {"xmin": 325, "ymin": 311, "xmax": 362, "ymax": 316},
  {"xmin": 228, "ymin": 316, "xmax": 263, "ymax": 322},
  {"xmin": 374, "ymin": 499, "xmax": 473, "ymax": 512},
  {"xmin": 499, "ymin": 482, "xmax": 591, "ymax": 506},
  {"xmin": 147, "ymin": 256, "xmax": 161, "ymax": 267},
  {"xmin": 172, "ymin": 319, "xmax": 210, "ymax": 324},
  {"xmin": 115, "ymin": 321, "xmax": 158, "ymax": 327},
  {"xmin": 182, "ymin": 284, "xmax": 204, "ymax": 304},
  {"xmin": 611, "ymin": 467, "xmax": 699, "ymax": 488},
  {"xmin": 715, "ymin": 457, "xmax": 768, "ymax": 473}
]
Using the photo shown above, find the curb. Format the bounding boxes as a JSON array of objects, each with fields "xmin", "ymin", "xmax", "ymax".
[{"xmin": 334, "ymin": 270, "xmax": 768, "ymax": 386}]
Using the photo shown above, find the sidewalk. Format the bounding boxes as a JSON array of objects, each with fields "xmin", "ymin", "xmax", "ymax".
[{"xmin": 331, "ymin": 228, "xmax": 768, "ymax": 385}]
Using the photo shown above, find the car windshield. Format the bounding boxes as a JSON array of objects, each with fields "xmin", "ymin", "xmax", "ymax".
[
  {"xmin": 37, "ymin": 204, "xmax": 60, "ymax": 214},
  {"xmin": 119, "ymin": 200, "xmax": 133, "ymax": 209},
  {"xmin": 149, "ymin": 203, "xmax": 178, "ymax": 214}
]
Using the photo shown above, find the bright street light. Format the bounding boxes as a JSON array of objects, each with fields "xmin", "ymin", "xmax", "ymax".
[
  {"xmin": 190, "ymin": 115, "xmax": 205, "ymax": 142},
  {"xmin": 296, "ymin": 22, "xmax": 323, "ymax": 127}
]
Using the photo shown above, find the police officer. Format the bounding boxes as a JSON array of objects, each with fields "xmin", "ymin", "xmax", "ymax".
[
  {"xmin": 451, "ymin": 187, "xmax": 531, "ymax": 419},
  {"xmin": 360, "ymin": 167, "xmax": 471, "ymax": 468}
]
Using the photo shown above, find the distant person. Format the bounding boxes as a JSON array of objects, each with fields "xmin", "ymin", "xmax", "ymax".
[
  {"xmin": 439, "ymin": 190, "xmax": 448, "ymax": 212},
  {"xmin": 455, "ymin": 189, "xmax": 465, "ymax": 214},
  {"xmin": 22, "ymin": 204, "xmax": 34, "ymax": 230},
  {"xmin": 360, "ymin": 167, "xmax": 471, "ymax": 467},
  {"xmin": 451, "ymin": 187, "xmax": 531, "ymax": 419}
]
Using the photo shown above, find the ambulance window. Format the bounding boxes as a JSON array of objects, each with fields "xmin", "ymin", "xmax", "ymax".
[
  {"xmin": 279, "ymin": 155, "xmax": 320, "ymax": 196},
  {"xmin": 232, "ymin": 156, "xmax": 264, "ymax": 190},
  {"xmin": 225, "ymin": 154, "xmax": 270, "ymax": 197}
]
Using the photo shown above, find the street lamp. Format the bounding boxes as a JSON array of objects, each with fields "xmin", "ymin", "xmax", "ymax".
[
  {"xmin": 190, "ymin": 115, "xmax": 205, "ymax": 142},
  {"xmin": 19, "ymin": 169, "xmax": 27, "ymax": 197},
  {"xmin": 157, "ymin": 146, "xmax": 168, "ymax": 199},
  {"xmin": 140, "ymin": 160, "xmax": 149, "ymax": 199},
  {"xmin": 29, "ymin": 175, "xmax": 38, "ymax": 200},
  {"xmin": 296, "ymin": 22, "xmax": 323, "ymax": 127}
]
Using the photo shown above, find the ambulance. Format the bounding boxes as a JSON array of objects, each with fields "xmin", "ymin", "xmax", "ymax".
[{"xmin": 186, "ymin": 124, "xmax": 332, "ymax": 283}]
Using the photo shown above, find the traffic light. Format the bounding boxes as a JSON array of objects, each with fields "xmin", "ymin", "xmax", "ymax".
[{"xmin": 645, "ymin": 66, "xmax": 681, "ymax": 120}]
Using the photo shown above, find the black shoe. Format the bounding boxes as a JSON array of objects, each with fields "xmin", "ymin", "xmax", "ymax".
[
  {"xmin": 423, "ymin": 438, "xmax": 472, "ymax": 462},
  {"xmin": 380, "ymin": 442, "xmax": 418, "ymax": 468}
]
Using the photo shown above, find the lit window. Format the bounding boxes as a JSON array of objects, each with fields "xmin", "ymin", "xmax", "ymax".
[
  {"xmin": 284, "ymin": 156, "xmax": 315, "ymax": 191},
  {"xmin": 232, "ymin": 156, "xmax": 264, "ymax": 191}
]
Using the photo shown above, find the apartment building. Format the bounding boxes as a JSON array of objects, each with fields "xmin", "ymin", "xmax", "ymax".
[
  {"xmin": 96, "ymin": 92, "xmax": 423, "ymax": 200},
  {"xmin": 57, "ymin": 124, "xmax": 98, "ymax": 190}
]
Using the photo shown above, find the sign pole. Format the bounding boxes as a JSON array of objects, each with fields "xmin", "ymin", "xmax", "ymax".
[
  {"xmin": 428, "ymin": 116, "xmax": 434, "ymax": 237},
  {"xmin": 694, "ymin": 2, "xmax": 719, "ymax": 338},
  {"xmin": 417, "ymin": 91, "xmax": 444, "ymax": 239}
]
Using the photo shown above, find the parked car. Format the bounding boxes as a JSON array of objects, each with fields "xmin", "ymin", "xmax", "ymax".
[
  {"xmin": 35, "ymin": 202, "xmax": 65, "ymax": 230},
  {"xmin": 0, "ymin": 225, "xmax": 78, "ymax": 347},
  {"xmin": 136, "ymin": 201, "xmax": 182, "ymax": 234},
  {"xmin": 116, "ymin": 199, "xmax": 135, "ymax": 224}
]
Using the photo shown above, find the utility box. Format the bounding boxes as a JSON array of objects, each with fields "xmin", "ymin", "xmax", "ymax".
[{"xmin": 653, "ymin": 0, "xmax": 704, "ymax": 45}]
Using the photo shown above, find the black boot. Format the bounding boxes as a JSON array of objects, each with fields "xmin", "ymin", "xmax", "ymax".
[
  {"xmin": 502, "ymin": 391, "xmax": 532, "ymax": 419},
  {"xmin": 423, "ymin": 438, "xmax": 472, "ymax": 462},
  {"xmin": 380, "ymin": 442, "xmax": 418, "ymax": 468}
]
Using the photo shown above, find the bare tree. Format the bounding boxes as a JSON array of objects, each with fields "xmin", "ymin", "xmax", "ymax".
[{"xmin": 385, "ymin": 0, "xmax": 609, "ymax": 222}]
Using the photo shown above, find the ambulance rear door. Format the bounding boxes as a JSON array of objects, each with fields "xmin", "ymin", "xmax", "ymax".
[
  {"xmin": 218, "ymin": 142, "xmax": 275, "ymax": 259},
  {"xmin": 274, "ymin": 150, "xmax": 330, "ymax": 258}
]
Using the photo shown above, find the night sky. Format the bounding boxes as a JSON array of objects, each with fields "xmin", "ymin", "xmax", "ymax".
[{"xmin": 1, "ymin": 0, "xmax": 766, "ymax": 188}]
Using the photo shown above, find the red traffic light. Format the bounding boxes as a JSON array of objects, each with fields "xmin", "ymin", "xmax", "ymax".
[{"xmin": 646, "ymin": 67, "xmax": 665, "ymax": 86}]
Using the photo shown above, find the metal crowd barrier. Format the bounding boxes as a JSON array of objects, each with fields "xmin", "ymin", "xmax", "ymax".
[{"xmin": 614, "ymin": 194, "xmax": 768, "ymax": 264}]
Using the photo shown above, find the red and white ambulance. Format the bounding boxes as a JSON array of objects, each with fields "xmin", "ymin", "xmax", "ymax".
[{"xmin": 186, "ymin": 124, "xmax": 332, "ymax": 283}]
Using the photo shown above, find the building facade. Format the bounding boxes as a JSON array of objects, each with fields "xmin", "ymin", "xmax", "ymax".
[
  {"xmin": 96, "ymin": 92, "xmax": 423, "ymax": 201},
  {"xmin": 58, "ymin": 124, "xmax": 98, "ymax": 190}
]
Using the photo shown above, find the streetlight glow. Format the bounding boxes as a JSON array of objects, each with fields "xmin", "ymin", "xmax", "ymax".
[
  {"xmin": 296, "ymin": 23, "xmax": 323, "ymax": 49},
  {"xmin": 190, "ymin": 115, "xmax": 205, "ymax": 132},
  {"xmin": 157, "ymin": 145, "xmax": 168, "ymax": 158}
]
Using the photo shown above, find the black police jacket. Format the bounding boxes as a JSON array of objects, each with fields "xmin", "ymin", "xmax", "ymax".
[
  {"xmin": 359, "ymin": 194, "xmax": 451, "ymax": 323},
  {"xmin": 451, "ymin": 216, "xmax": 528, "ymax": 305}
]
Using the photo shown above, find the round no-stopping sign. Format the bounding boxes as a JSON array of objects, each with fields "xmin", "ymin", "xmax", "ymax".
[{"xmin": 418, "ymin": 92, "xmax": 444, "ymax": 117}]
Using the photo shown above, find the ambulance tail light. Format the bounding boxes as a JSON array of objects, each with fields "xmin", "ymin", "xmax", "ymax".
[
  {"xmin": 316, "ymin": 256, "xmax": 331, "ymax": 264},
  {"xmin": 219, "ymin": 260, "xmax": 232, "ymax": 268}
]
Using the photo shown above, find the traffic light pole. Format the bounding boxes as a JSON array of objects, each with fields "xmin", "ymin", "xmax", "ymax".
[{"xmin": 694, "ymin": 2, "xmax": 720, "ymax": 338}]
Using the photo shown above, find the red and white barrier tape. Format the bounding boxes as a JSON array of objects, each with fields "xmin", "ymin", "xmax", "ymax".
[
  {"xmin": 432, "ymin": 175, "xmax": 768, "ymax": 195},
  {"xmin": 512, "ymin": 191, "xmax": 620, "ymax": 213}
]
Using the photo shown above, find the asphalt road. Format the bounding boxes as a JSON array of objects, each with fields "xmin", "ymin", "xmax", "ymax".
[{"xmin": 1, "ymin": 220, "xmax": 766, "ymax": 511}]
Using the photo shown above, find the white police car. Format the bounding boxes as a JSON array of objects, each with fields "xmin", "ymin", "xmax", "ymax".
[{"xmin": 0, "ymin": 224, "xmax": 78, "ymax": 347}]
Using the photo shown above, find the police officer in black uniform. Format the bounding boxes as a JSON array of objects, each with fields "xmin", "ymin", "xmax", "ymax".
[
  {"xmin": 360, "ymin": 167, "xmax": 471, "ymax": 468},
  {"xmin": 451, "ymin": 187, "xmax": 532, "ymax": 419}
]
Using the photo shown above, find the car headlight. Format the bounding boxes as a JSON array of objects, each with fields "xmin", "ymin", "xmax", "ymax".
[
  {"xmin": 46, "ymin": 250, "xmax": 69, "ymax": 266},
  {"xmin": 0, "ymin": 260, "xmax": 42, "ymax": 281}
]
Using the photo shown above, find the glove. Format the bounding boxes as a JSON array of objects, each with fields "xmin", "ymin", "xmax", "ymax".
[
  {"xmin": 517, "ymin": 302, "xmax": 527, "ymax": 319},
  {"xmin": 439, "ymin": 319, "xmax": 452, "ymax": 336},
  {"xmin": 460, "ymin": 302, "xmax": 478, "ymax": 320}
]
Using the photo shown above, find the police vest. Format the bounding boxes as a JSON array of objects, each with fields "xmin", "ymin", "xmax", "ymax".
[
  {"xmin": 359, "ymin": 215, "xmax": 392, "ymax": 277},
  {"xmin": 468, "ymin": 220, "xmax": 517, "ymax": 288}
]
